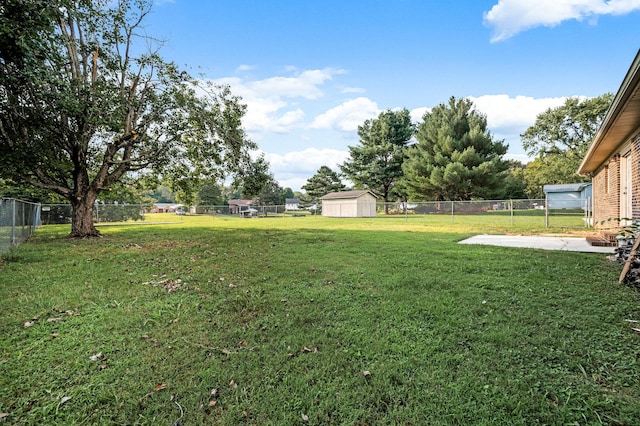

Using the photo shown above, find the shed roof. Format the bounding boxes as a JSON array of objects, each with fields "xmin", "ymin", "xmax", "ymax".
[
  {"xmin": 321, "ymin": 190, "xmax": 378, "ymax": 200},
  {"xmin": 579, "ymin": 49, "xmax": 640, "ymax": 175},
  {"xmin": 543, "ymin": 183, "xmax": 591, "ymax": 193},
  {"xmin": 229, "ymin": 199, "xmax": 252, "ymax": 206},
  {"xmin": 285, "ymin": 198, "xmax": 300, "ymax": 204}
]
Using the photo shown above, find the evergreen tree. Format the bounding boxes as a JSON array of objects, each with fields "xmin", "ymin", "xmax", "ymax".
[
  {"xmin": 402, "ymin": 97, "xmax": 508, "ymax": 201},
  {"xmin": 302, "ymin": 166, "xmax": 346, "ymax": 201},
  {"xmin": 340, "ymin": 109, "xmax": 414, "ymax": 204},
  {"xmin": 492, "ymin": 160, "xmax": 528, "ymax": 200}
]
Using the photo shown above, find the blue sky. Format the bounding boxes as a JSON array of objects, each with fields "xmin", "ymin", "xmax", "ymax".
[{"xmin": 144, "ymin": 0, "xmax": 640, "ymax": 191}]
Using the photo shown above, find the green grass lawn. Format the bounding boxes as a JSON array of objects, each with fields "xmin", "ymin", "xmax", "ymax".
[{"xmin": 1, "ymin": 215, "xmax": 639, "ymax": 425}]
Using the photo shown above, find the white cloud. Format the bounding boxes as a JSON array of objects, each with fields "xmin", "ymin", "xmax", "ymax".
[
  {"xmin": 236, "ymin": 64, "xmax": 254, "ymax": 72},
  {"xmin": 212, "ymin": 68, "xmax": 346, "ymax": 134},
  {"xmin": 265, "ymin": 148, "xmax": 349, "ymax": 173},
  {"xmin": 250, "ymin": 68, "xmax": 345, "ymax": 100},
  {"xmin": 468, "ymin": 94, "xmax": 570, "ymax": 128},
  {"xmin": 410, "ymin": 107, "xmax": 431, "ymax": 123},
  {"xmin": 484, "ymin": 0, "xmax": 640, "ymax": 42},
  {"xmin": 465, "ymin": 94, "xmax": 594, "ymax": 157},
  {"xmin": 504, "ymin": 153, "xmax": 532, "ymax": 164},
  {"xmin": 309, "ymin": 97, "xmax": 381, "ymax": 132},
  {"xmin": 342, "ymin": 87, "xmax": 366, "ymax": 94},
  {"xmin": 264, "ymin": 148, "xmax": 349, "ymax": 191}
]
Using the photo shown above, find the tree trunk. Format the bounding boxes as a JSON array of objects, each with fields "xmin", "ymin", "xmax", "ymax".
[{"xmin": 70, "ymin": 195, "xmax": 100, "ymax": 238}]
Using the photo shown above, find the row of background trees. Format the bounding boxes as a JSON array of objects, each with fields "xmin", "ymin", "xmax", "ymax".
[
  {"xmin": 1, "ymin": 91, "xmax": 614, "ymax": 212},
  {"xmin": 0, "ymin": 0, "xmax": 613, "ymax": 236},
  {"xmin": 303, "ymin": 93, "xmax": 612, "ymax": 203}
]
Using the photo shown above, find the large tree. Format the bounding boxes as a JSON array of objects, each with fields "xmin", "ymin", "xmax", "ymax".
[
  {"xmin": 522, "ymin": 94, "xmax": 614, "ymax": 158},
  {"xmin": 402, "ymin": 97, "xmax": 508, "ymax": 201},
  {"xmin": 0, "ymin": 0, "xmax": 260, "ymax": 237},
  {"xmin": 520, "ymin": 94, "xmax": 613, "ymax": 190},
  {"xmin": 522, "ymin": 155, "xmax": 587, "ymax": 199},
  {"xmin": 196, "ymin": 179, "xmax": 226, "ymax": 206},
  {"xmin": 302, "ymin": 166, "xmax": 346, "ymax": 201},
  {"xmin": 256, "ymin": 178, "xmax": 285, "ymax": 206},
  {"xmin": 340, "ymin": 109, "xmax": 414, "ymax": 206},
  {"xmin": 492, "ymin": 160, "xmax": 528, "ymax": 200}
]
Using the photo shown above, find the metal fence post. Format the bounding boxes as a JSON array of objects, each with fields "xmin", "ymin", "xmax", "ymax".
[
  {"xmin": 11, "ymin": 198, "xmax": 16, "ymax": 245},
  {"xmin": 545, "ymin": 194, "xmax": 549, "ymax": 228},
  {"xmin": 451, "ymin": 201, "xmax": 454, "ymax": 223},
  {"xmin": 510, "ymin": 199, "xmax": 513, "ymax": 226}
]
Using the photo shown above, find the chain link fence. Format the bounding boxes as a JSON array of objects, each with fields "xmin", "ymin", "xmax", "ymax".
[
  {"xmin": 193, "ymin": 198, "xmax": 591, "ymax": 227},
  {"xmin": 0, "ymin": 198, "xmax": 41, "ymax": 254},
  {"xmin": 36, "ymin": 197, "xmax": 592, "ymax": 229},
  {"xmin": 376, "ymin": 198, "xmax": 591, "ymax": 226},
  {"xmin": 40, "ymin": 203, "xmax": 146, "ymax": 225}
]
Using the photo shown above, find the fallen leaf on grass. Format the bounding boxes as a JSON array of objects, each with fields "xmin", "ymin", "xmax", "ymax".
[
  {"xmin": 24, "ymin": 321, "xmax": 34, "ymax": 327},
  {"xmin": 47, "ymin": 317, "xmax": 63, "ymax": 323},
  {"xmin": 229, "ymin": 380, "xmax": 238, "ymax": 389},
  {"xmin": 143, "ymin": 278, "xmax": 187, "ymax": 293},
  {"xmin": 89, "ymin": 353, "xmax": 103, "ymax": 361},
  {"xmin": 155, "ymin": 383, "xmax": 168, "ymax": 392},
  {"xmin": 0, "ymin": 413, "xmax": 9, "ymax": 419},
  {"xmin": 210, "ymin": 388, "xmax": 218, "ymax": 397},
  {"xmin": 208, "ymin": 400, "xmax": 217, "ymax": 407},
  {"xmin": 632, "ymin": 328, "xmax": 640, "ymax": 333},
  {"xmin": 221, "ymin": 349, "xmax": 232, "ymax": 355},
  {"xmin": 51, "ymin": 333, "xmax": 59, "ymax": 338},
  {"xmin": 302, "ymin": 413, "xmax": 309, "ymax": 422},
  {"xmin": 363, "ymin": 370, "xmax": 371, "ymax": 377},
  {"xmin": 60, "ymin": 396, "xmax": 71, "ymax": 405}
]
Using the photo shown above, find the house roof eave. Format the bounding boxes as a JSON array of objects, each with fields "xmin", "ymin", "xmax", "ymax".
[{"xmin": 579, "ymin": 49, "xmax": 640, "ymax": 175}]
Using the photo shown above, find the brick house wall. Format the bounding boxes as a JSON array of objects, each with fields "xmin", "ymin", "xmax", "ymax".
[
  {"xmin": 592, "ymin": 155, "xmax": 620, "ymax": 227},
  {"xmin": 633, "ymin": 134, "xmax": 640, "ymax": 220},
  {"xmin": 592, "ymin": 133, "xmax": 640, "ymax": 228},
  {"xmin": 578, "ymin": 51, "xmax": 640, "ymax": 229}
]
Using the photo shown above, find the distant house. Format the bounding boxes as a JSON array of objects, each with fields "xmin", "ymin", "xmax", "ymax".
[
  {"xmin": 285, "ymin": 198, "xmax": 301, "ymax": 210},
  {"xmin": 321, "ymin": 190, "xmax": 377, "ymax": 218},
  {"xmin": 543, "ymin": 183, "xmax": 592, "ymax": 210},
  {"xmin": 578, "ymin": 50, "xmax": 640, "ymax": 227},
  {"xmin": 150, "ymin": 203, "xmax": 183, "ymax": 213},
  {"xmin": 228, "ymin": 199, "xmax": 257, "ymax": 217}
]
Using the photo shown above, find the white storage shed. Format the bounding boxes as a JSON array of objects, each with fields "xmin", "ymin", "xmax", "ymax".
[
  {"xmin": 321, "ymin": 190, "xmax": 378, "ymax": 217},
  {"xmin": 543, "ymin": 183, "xmax": 592, "ymax": 210}
]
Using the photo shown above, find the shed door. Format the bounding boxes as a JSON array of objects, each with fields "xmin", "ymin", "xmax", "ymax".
[{"xmin": 620, "ymin": 153, "xmax": 633, "ymax": 223}]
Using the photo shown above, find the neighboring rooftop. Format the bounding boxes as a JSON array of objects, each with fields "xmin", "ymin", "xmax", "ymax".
[{"xmin": 321, "ymin": 190, "xmax": 377, "ymax": 200}]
